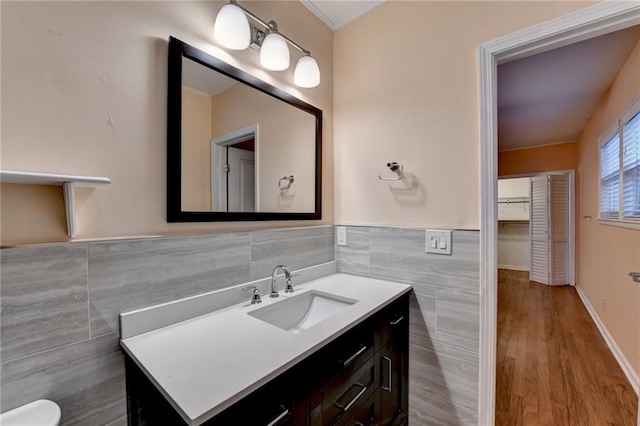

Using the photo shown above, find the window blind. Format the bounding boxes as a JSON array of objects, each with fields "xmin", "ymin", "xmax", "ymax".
[
  {"xmin": 622, "ymin": 111, "xmax": 640, "ymax": 220},
  {"xmin": 600, "ymin": 131, "xmax": 620, "ymax": 219}
]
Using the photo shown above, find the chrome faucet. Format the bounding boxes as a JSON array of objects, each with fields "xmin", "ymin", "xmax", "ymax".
[
  {"xmin": 270, "ymin": 265, "xmax": 294, "ymax": 298},
  {"xmin": 242, "ymin": 286, "xmax": 262, "ymax": 304}
]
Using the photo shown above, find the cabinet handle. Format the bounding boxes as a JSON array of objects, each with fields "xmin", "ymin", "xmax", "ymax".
[
  {"xmin": 334, "ymin": 383, "xmax": 368, "ymax": 412},
  {"xmin": 389, "ymin": 316, "xmax": 404, "ymax": 326},
  {"xmin": 354, "ymin": 423, "xmax": 365, "ymax": 426},
  {"xmin": 266, "ymin": 407, "xmax": 290, "ymax": 426},
  {"xmin": 342, "ymin": 345, "xmax": 367, "ymax": 367},
  {"xmin": 382, "ymin": 356, "xmax": 392, "ymax": 392}
]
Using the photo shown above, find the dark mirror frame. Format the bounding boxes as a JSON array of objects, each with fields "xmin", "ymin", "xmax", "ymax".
[{"xmin": 167, "ymin": 36, "xmax": 322, "ymax": 222}]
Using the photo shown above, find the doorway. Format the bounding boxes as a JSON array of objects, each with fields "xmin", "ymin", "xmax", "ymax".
[
  {"xmin": 211, "ymin": 123, "xmax": 259, "ymax": 212},
  {"xmin": 478, "ymin": 3, "xmax": 640, "ymax": 423},
  {"xmin": 498, "ymin": 172, "xmax": 574, "ymax": 286}
]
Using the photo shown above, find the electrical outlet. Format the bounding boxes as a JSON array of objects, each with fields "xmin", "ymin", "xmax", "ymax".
[
  {"xmin": 336, "ymin": 226, "xmax": 347, "ymax": 246},
  {"xmin": 601, "ymin": 297, "xmax": 607, "ymax": 311}
]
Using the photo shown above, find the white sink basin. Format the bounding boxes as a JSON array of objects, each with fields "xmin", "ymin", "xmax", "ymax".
[{"xmin": 248, "ymin": 290, "xmax": 357, "ymax": 334}]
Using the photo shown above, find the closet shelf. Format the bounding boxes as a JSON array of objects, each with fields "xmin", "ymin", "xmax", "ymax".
[
  {"xmin": 498, "ymin": 220, "xmax": 530, "ymax": 227},
  {"xmin": 0, "ymin": 169, "xmax": 111, "ymax": 238}
]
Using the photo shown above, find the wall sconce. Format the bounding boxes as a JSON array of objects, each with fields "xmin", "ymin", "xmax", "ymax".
[{"xmin": 213, "ymin": 0, "xmax": 320, "ymax": 88}]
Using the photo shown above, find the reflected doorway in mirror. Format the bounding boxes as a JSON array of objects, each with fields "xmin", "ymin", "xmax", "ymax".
[{"xmin": 211, "ymin": 124, "xmax": 259, "ymax": 212}]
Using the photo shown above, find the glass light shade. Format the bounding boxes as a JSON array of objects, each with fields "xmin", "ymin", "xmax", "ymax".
[
  {"xmin": 294, "ymin": 55, "xmax": 320, "ymax": 88},
  {"xmin": 260, "ymin": 33, "xmax": 290, "ymax": 71},
  {"xmin": 214, "ymin": 4, "xmax": 250, "ymax": 50}
]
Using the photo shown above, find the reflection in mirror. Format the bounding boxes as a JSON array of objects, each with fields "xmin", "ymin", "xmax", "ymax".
[{"xmin": 180, "ymin": 56, "xmax": 317, "ymax": 213}]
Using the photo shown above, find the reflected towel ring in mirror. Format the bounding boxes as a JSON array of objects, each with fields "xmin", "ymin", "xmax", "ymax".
[{"xmin": 279, "ymin": 175, "xmax": 294, "ymax": 190}]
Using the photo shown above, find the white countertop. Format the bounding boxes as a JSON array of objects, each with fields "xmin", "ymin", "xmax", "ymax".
[{"xmin": 120, "ymin": 273, "xmax": 411, "ymax": 426}]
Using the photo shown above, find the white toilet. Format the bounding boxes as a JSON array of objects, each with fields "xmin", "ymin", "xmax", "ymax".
[{"xmin": 0, "ymin": 400, "xmax": 61, "ymax": 426}]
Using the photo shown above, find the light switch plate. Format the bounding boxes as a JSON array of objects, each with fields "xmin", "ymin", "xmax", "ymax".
[
  {"xmin": 336, "ymin": 226, "xmax": 347, "ymax": 246},
  {"xmin": 425, "ymin": 229, "xmax": 452, "ymax": 255}
]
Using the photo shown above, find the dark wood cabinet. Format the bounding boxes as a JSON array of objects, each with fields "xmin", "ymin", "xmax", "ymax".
[
  {"xmin": 125, "ymin": 293, "xmax": 409, "ymax": 426},
  {"xmin": 378, "ymin": 298, "xmax": 409, "ymax": 425}
]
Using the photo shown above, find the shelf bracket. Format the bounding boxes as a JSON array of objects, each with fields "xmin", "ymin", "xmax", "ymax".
[
  {"xmin": 62, "ymin": 182, "xmax": 76, "ymax": 237},
  {"xmin": 1, "ymin": 169, "xmax": 110, "ymax": 238}
]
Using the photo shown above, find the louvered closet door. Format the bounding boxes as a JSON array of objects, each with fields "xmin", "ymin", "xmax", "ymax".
[
  {"xmin": 530, "ymin": 176, "xmax": 549, "ymax": 284},
  {"xmin": 549, "ymin": 174, "xmax": 570, "ymax": 285}
]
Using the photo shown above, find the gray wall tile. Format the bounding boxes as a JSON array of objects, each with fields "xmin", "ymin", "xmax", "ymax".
[
  {"xmin": 250, "ymin": 227, "xmax": 331, "ymax": 280},
  {"xmin": 0, "ymin": 245, "xmax": 89, "ymax": 361},
  {"xmin": 336, "ymin": 227, "xmax": 370, "ymax": 275},
  {"xmin": 104, "ymin": 416, "xmax": 128, "ymax": 426},
  {"xmin": 1, "ymin": 225, "xmax": 479, "ymax": 426},
  {"xmin": 436, "ymin": 288, "xmax": 480, "ymax": 352},
  {"xmin": 409, "ymin": 334, "xmax": 479, "ymax": 412},
  {"xmin": 326, "ymin": 227, "xmax": 335, "ymax": 262},
  {"xmin": 369, "ymin": 228, "xmax": 479, "ymax": 293},
  {"xmin": 0, "ymin": 333, "xmax": 125, "ymax": 425},
  {"xmin": 409, "ymin": 287, "xmax": 437, "ymax": 340},
  {"xmin": 409, "ymin": 386, "xmax": 478, "ymax": 426},
  {"xmin": 335, "ymin": 226, "xmax": 481, "ymax": 423},
  {"xmin": 88, "ymin": 233, "xmax": 251, "ymax": 336}
]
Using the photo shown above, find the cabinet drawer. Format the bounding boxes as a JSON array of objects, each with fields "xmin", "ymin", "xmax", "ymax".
[
  {"xmin": 335, "ymin": 392, "xmax": 378, "ymax": 426},
  {"xmin": 308, "ymin": 326, "xmax": 376, "ymax": 407},
  {"xmin": 310, "ymin": 355, "xmax": 377, "ymax": 426}
]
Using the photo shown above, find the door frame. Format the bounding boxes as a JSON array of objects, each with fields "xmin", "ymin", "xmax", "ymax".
[
  {"xmin": 478, "ymin": 3, "xmax": 640, "ymax": 424},
  {"xmin": 210, "ymin": 123, "xmax": 259, "ymax": 211},
  {"xmin": 499, "ymin": 171, "xmax": 576, "ymax": 286}
]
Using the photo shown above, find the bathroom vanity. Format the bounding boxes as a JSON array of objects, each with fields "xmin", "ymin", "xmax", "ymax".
[{"xmin": 120, "ymin": 271, "xmax": 410, "ymax": 426}]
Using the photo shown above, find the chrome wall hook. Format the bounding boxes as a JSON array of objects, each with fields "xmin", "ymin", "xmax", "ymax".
[{"xmin": 378, "ymin": 162, "xmax": 404, "ymax": 181}]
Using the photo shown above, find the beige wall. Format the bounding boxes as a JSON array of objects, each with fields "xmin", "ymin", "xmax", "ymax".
[
  {"xmin": 0, "ymin": 1, "xmax": 333, "ymax": 245},
  {"xmin": 498, "ymin": 142, "xmax": 578, "ymax": 177},
  {"xmin": 334, "ymin": 1, "xmax": 595, "ymax": 229},
  {"xmin": 182, "ymin": 88, "xmax": 212, "ymax": 211},
  {"xmin": 576, "ymin": 40, "xmax": 640, "ymax": 376},
  {"xmin": 210, "ymin": 83, "xmax": 316, "ymax": 212}
]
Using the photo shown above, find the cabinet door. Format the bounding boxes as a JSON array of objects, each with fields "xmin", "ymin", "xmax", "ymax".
[{"xmin": 379, "ymin": 297, "xmax": 409, "ymax": 425}]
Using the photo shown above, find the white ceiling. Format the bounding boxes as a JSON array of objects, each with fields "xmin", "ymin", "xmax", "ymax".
[
  {"xmin": 182, "ymin": 57, "xmax": 237, "ymax": 97},
  {"xmin": 498, "ymin": 25, "xmax": 640, "ymax": 152},
  {"xmin": 301, "ymin": 0, "xmax": 385, "ymax": 31}
]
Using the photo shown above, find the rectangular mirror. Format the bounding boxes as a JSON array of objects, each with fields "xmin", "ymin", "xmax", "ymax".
[{"xmin": 167, "ymin": 37, "xmax": 322, "ymax": 222}]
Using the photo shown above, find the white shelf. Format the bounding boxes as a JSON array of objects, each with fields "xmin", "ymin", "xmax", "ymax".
[{"xmin": 1, "ymin": 169, "xmax": 111, "ymax": 238}]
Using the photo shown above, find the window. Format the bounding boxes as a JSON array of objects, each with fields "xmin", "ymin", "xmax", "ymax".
[
  {"xmin": 599, "ymin": 94, "xmax": 640, "ymax": 224},
  {"xmin": 622, "ymin": 111, "xmax": 640, "ymax": 219}
]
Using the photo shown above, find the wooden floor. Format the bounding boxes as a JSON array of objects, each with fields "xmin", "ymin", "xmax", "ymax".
[{"xmin": 496, "ymin": 269, "xmax": 638, "ymax": 426}]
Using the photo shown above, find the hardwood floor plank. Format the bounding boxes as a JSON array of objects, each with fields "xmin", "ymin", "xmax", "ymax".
[{"xmin": 495, "ymin": 269, "xmax": 638, "ymax": 426}]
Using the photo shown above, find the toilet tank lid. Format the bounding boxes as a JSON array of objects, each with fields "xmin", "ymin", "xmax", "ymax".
[{"xmin": 0, "ymin": 399, "xmax": 61, "ymax": 426}]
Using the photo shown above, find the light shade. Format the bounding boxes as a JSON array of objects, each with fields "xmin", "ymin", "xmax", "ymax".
[
  {"xmin": 260, "ymin": 33, "xmax": 290, "ymax": 71},
  {"xmin": 294, "ymin": 55, "xmax": 320, "ymax": 88},
  {"xmin": 214, "ymin": 4, "xmax": 250, "ymax": 50}
]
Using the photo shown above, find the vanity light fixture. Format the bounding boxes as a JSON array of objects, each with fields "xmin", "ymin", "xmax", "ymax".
[
  {"xmin": 294, "ymin": 54, "xmax": 320, "ymax": 88},
  {"xmin": 213, "ymin": 2, "xmax": 251, "ymax": 50},
  {"xmin": 213, "ymin": 0, "xmax": 320, "ymax": 88},
  {"xmin": 260, "ymin": 21, "xmax": 290, "ymax": 71}
]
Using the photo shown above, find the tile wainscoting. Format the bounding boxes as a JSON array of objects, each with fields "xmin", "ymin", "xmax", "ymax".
[
  {"xmin": 0, "ymin": 226, "xmax": 334, "ymax": 425},
  {"xmin": 1, "ymin": 225, "xmax": 479, "ymax": 425},
  {"xmin": 336, "ymin": 226, "xmax": 481, "ymax": 425}
]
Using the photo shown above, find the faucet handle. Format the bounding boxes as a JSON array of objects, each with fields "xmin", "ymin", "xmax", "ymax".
[
  {"xmin": 242, "ymin": 286, "xmax": 262, "ymax": 304},
  {"xmin": 284, "ymin": 274, "xmax": 300, "ymax": 294}
]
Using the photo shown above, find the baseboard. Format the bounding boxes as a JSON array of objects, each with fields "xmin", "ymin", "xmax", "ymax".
[
  {"xmin": 497, "ymin": 264, "xmax": 529, "ymax": 272},
  {"xmin": 574, "ymin": 284, "xmax": 639, "ymax": 396}
]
